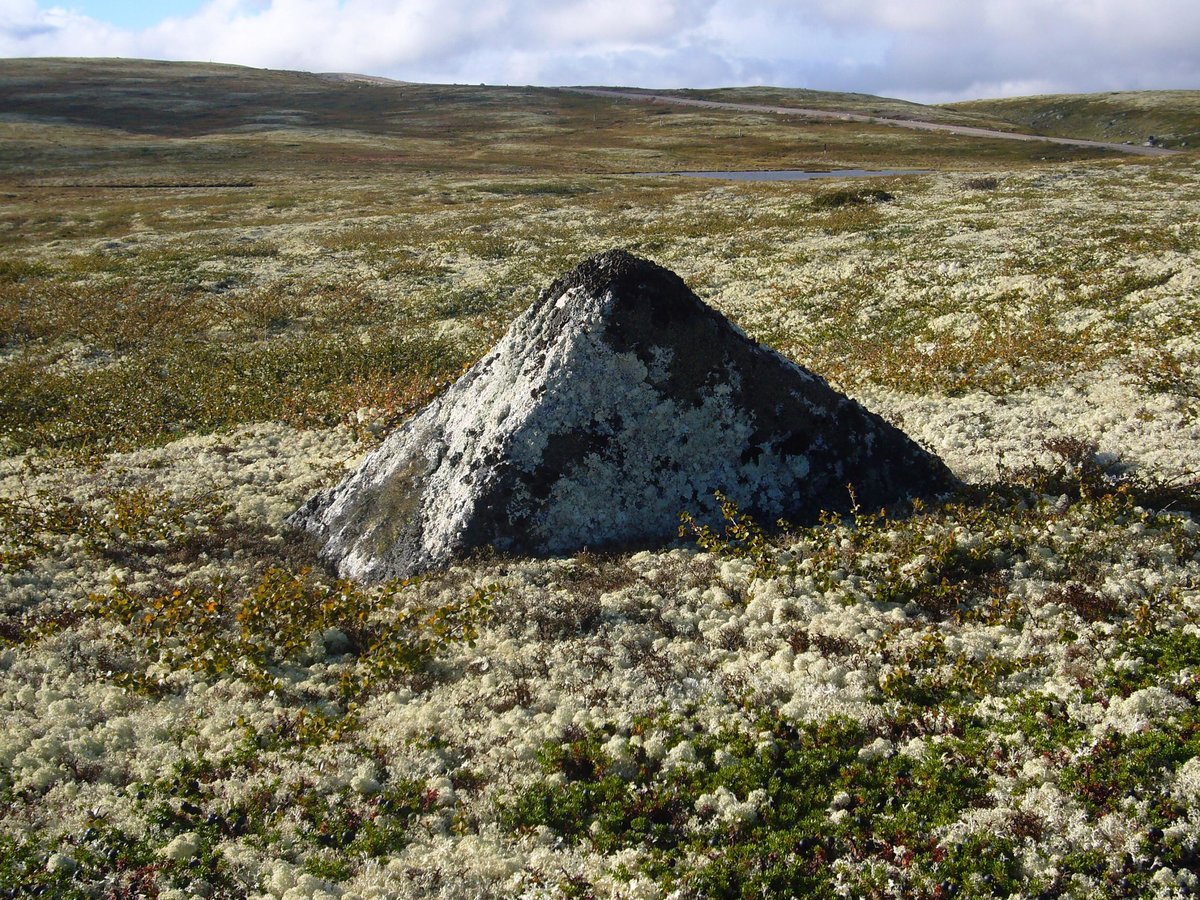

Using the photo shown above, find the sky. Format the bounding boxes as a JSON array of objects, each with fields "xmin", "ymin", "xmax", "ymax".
[{"xmin": 1, "ymin": 0, "xmax": 1198, "ymax": 103}]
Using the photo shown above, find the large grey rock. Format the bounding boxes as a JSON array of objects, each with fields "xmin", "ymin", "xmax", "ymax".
[{"xmin": 291, "ymin": 250, "xmax": 955, "ymax": 581}]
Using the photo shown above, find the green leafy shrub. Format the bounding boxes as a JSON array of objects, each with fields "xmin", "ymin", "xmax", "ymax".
[
  {"xmin": 681, "ymin": 447, "xmax": 1200, "ymax": 622},
  {"xmin": 1061, "ymin": 708, "xmax": 1200, "ymax": 820},
  {"xmin": 679, "ymin": 490, "xmax": 785, "ymax": 580},
  {"xmin": 1001, "ymin": 436, "xmax": 1200, "ymax": 514},
  {"xmin": 681, "ymin": 490, "xmax": 1015, "ymax": 618},
  {"xmin": 0, "ymin": 483, "xmax": 227, "ymax": 573},
  {"xmin": 294, "ymin": 779, "xmax": 431, "ymax": 858},
  {"xmin": 88, "ymin": 567, "xmax": 499, "ymax": 695},
  {"xmin": 1105, "ymin": 629, "xmax": 1200, "ymax": 697},
  {"xmin": 0, "ymin": 818, "xmax": 238, "ymax": 899}
]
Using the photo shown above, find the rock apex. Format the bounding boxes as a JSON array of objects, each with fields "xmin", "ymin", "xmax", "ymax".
[{"xmin": 541, "ymin": 247, "xmax": 671, "ymax": 299}]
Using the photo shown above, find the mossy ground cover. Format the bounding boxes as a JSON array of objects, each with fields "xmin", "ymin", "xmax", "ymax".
[{"xmin": 1, "ymin": 59, "xmax": 1200, "ymax": 898}]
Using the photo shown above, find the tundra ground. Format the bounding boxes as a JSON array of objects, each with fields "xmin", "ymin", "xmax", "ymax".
[{"xmin": 2, "ymin": 61, "xmax": 1200, "ymax": 899}]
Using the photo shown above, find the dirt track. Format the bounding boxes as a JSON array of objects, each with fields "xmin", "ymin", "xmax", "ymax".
[{"xmin": 566, "ymin": 87, "xmax": 1182, "ymax": 158}]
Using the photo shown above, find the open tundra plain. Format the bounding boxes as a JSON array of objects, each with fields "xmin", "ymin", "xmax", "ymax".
[{"xmin": 3, "ymin": 59, "xmax": 1200, "ymax": 898}]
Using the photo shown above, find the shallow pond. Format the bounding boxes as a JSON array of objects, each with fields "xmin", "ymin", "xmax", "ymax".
[{"xmin": 639, "ymin": 168, "xmax": 930, "ymax": 181}]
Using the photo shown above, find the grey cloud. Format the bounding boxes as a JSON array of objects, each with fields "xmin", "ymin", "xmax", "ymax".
[
  {"xmin": 4, "ymin": 22, "xmax": 55, "ymax": 39},
  {"xmin": 800, "ymin": 0, "xmax": 1200, "ymax": 98},
  {"xmin": 0, "ymin": 0, "xmax": 1196, "ymax": 101}
]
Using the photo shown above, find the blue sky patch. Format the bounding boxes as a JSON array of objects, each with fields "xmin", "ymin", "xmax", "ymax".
[{"xmin": 64, "ymin": 1, "xmax": 205, "ymax": 30}]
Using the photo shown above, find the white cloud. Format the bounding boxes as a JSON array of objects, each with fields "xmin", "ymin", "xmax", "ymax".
[
  {"xmin": 1, "ymin": 0, "xmax": 1198, "ymax": 100},
  {"xmin": 0, "ymin": 0, "xmax": 133, "ymax": 56},
  {"xmin": 806, "ymin": 0, "xmax": 1200, "ymax": 99},
  {"xmin": 531, "ymin": 0, "xmax": 707, "ymax": 45}
]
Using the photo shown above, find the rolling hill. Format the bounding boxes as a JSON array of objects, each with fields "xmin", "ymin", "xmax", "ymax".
[{"xmin": 946, "ymin": 90, "xmax": 1200, "ymax": 149}]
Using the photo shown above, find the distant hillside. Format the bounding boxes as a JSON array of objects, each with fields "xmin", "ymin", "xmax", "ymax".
[
  {"xmin": 0, "ymin": 57, "xmax": 523, "ymax": 138},
  {"xmin": 2, "ymin": 62, "xmax": 1015, "ymax": 138},
  {"xmin": 945, "ymin": 91, "xmax": 1200, "ymax": 149},
  {"xmin": 621, "ymin": 85, "xmax": 1019, "ymax": 131},
  {"xmin": 0, "ymin": 58, "xmax": 1138, "ymax": 181}
]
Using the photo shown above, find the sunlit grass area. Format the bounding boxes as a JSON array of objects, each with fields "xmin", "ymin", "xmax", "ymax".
[
  {"xmin": 4, "ymin": 161, "xmax": 1196, "ymax": 454},
  {"xmin": 948, "ymin": 90, "xmax": 1200, "ymax": 149},
  {"xmin": 2, "ymin": 59, "xmax": 1200, "ymax": 899}
]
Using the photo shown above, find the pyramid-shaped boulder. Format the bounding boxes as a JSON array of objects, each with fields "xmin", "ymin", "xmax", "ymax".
[{"xmin": 290, "ymin": 250, "xmax": 955, "ymax": 581}]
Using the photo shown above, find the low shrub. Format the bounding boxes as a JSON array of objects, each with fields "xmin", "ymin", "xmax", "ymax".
[
  {"xmin": 0, "ymin": 484, "xmax": 227, "ymax": 573},
  {"xmin": 811, "ymin": 187, "xmax": 894, "ymax": 209},
  {"xmin": 87, "ymin": 567, "xmax": 499, "ymax": 695}
]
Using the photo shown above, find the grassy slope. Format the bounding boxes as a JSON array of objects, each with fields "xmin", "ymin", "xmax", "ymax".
[
  {"xmin": 3, "ymin": 58, "xmax": 1200, "ymax": 900},
  {"xmin": 946, "ymin": 90, "xmax": 1200, "ymax": 149},
  {"xmin": 624, "ymin": 84, "xmax": 1020, "ymax": 130}
]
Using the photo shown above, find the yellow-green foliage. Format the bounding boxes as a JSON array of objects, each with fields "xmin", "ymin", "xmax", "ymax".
[
  {"xmin": 88, "ymin": 567, "xmax": 499, "ymax": 695},
  {"xmin": 0, "ymin": 484, "xmax": 226, "ymax": 571},
  {"xmin": 679, "ymin": 491, "xmax": 782, "ymax": 580}
]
